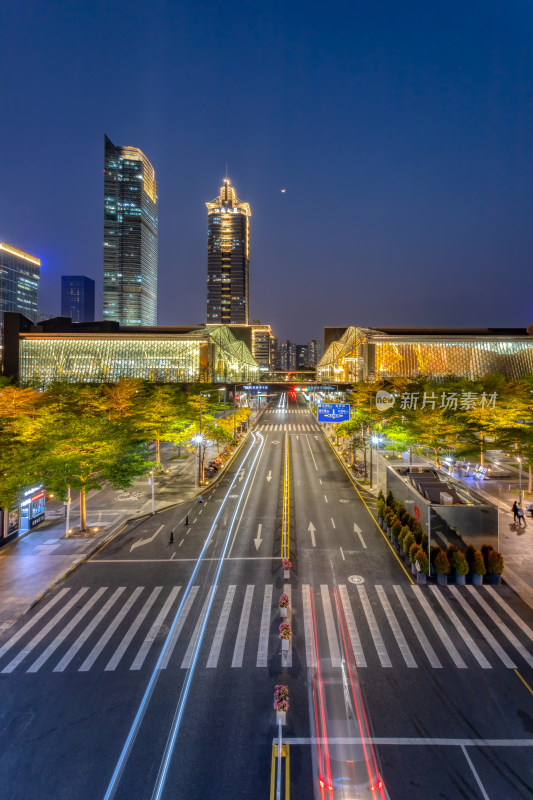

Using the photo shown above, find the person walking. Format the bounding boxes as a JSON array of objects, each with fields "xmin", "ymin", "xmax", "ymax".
[
  {"xmin": 517, "ymin": 504, "xmax": 526, "ymax": 528},
  {"xmin": 512, "ymin": 501, "xmax": 519, "ymax": 524},
  {"xmin": 169, "ymin": 528, "xmax": 174, "ymax": 544}
]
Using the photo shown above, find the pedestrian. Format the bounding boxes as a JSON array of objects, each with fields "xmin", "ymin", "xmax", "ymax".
[
  {"xmin": 185, "ymin": 514, "xmax": 189, "ymax": 526},
  {"xmin": 517, "ymin": 505, "xmax": 526, "ymax": 528},
  {"xmin": 169, "ymin": 529, "xmax": 174, "ymax": 544},
  {"xmin": 512, "ymin": 501, "xmax": 519, "ymax": 523},
  {"xmin": 198, "ymin": 495, "xmax": 203, "ymax": 504}
]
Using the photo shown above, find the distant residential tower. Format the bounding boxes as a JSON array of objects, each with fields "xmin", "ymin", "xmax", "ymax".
[
  {"xmin": 103, "ymin": 135, "xmax": 158, "ymax": 326},
  {"xmin": 206, "ymin": 177, "xmax": 251, "ymax": 325},
  {"xmin": 61, "ymin": 275, "xmax": 95, "ymax": 322}
]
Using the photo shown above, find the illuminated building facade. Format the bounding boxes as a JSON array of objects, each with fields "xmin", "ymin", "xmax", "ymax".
[
  {"xmin": 0, "ymin": 243, "xmax": 40, "ymax": 362},
  {"xmin": 251, "ymin": 323, "xmax": 272, "ymax": 370},
  {"xmin": 3, "ymin": 314, "xmax": 259, "ymax": 387},
  {"xmin": 206, "ymin": 178, "xmax": 250, "ymax": 325},
  {"xmin": 61, "ymin": 275, "xmax": 95, "ymax": 322},
  {"xmin": 103, "ymin": 135, "xmax": 158, "ymax": 326},
  {"xmin": 279, "ymin": 340, "xmax": 296, "ymax": 371},
  {"xmin": 317, "ymin": 326, "xmax": 533, "ymax": 383},
  {"xmin": 307, "ymin": 339, "xmax": 322, "ymax": 368}
]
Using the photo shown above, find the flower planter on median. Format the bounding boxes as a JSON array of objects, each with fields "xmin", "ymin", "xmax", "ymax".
[{"xmin": 281, "ymin": 638, "xmax": 290, "ymax": 651}]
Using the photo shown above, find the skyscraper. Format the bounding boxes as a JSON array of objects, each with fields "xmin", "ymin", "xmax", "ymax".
[
  {"xmin": 206, "ymin": 177, "xmax": 251, "ymax": 325},
  {"xmin": 61, "ymin": 275, "xmax": 95, "ymax": 322},
  {"xmin": 0, "ymin": 242, "xmax": 40, "ymax": 360},
  {"xmin": 103, "ymin": 135, "xmax": 158, "ymax": 326}
]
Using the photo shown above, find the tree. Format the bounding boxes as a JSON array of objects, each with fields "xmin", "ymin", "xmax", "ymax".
[
  {"xmin": 136, "ymin": 385, "xmax": 183, "ymax": 465},
  {"xmin": 204, "ymin": 421, "xmax": 232, "ymax": 456},
  {"xmin": 104, "ymin": 378, "xmax": 144, "ymax": 421}
]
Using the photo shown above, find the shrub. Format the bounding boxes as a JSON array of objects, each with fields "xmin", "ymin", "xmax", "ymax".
[
  {"xmin": 465, "ymin": 545, "xmax": 475, "ymax": 567},
  {"xmin": 415, "ymin": 548, "xmax": 429, "ymax": 574},
  {"xmin": 278, "ymin": 593, "xmax": 290, "ymax": 609},
  {"xmin": 377, "ymin": 489, "xmax": 385, "ymax": 502},
  {"xmin": 413, "ymin": 523, "xmax": 423, "ymax": 544},
  {"xmin": 472, "ymin": 551, "xmax": 486, "ymax": 576},
  {"xmin": 430, "ymin": 545, "xmax": 441, "ymax": 566},
  {"xmin": 452, "ymin": 551, "xmax": 469, "ymax": 575},
  {"xmin": 487, "ymin": 550, "xmax": 504, "ymax": 575},
  {"xmin": 391, "ymin": 520, "xmax": 402, "ymax": 540},
  {"xmin": 386, "ymin": 490, "xmax": 394, "ymax": 506},
  {"xmin": 405, "ymin": 514, "xmax": 415, "ymax": 529},
  {"xmin": 409, "ymin": 541, "xmax": 420, "ymax": 563},
  {"xmin": 274, "ymin": 685, "xmax": 289, "ymax": 712},
  {"xmin": 279, "ymin": 622, "xmax": 292, "ymax": 640},
  {"xmin": 397, "ymin": 507, "xmax": 407, "ymax": 522},
  {"xmin": 434, "ymin": 550, "xmax": 451, "ymax": 575},
  {"xmin": 481, "ymin": 544, "xmax": 494, "ymax": 569},
  {"xmin": 385, "ymin": 511, "xmax": 396, "ymax": 527},
  {"xmin": 446, "ymin": 545, "xmax": 457, "ymax": 564},
  {"xmin": 377, "ymin": 499, "xmax": 386, "ymax": 517},
  {"xmin": 398, "ymin": 525, "xmax": 410, "ymax": 547},
  {"xmin": 403, "ymin": 532, "xmax": 415, "ymax": 555},
  {"xmin": 421, "ymin": 533, "xmax": 428, "ymax": 553}
]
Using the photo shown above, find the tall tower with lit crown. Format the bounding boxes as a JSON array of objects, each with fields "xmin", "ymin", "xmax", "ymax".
[{"xmin": 206, "ymin": 177, "xmax": 251, "ymax": 325}]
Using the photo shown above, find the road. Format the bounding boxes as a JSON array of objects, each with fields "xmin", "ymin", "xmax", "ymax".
[{"xmin": 0, "ymin": 393, "xmax": 533, "ymax": 799}]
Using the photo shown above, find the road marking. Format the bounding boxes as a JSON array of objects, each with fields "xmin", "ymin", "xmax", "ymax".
[
  {"xmin": 2, "ymin": 588, "xmax": 89, "ymax": 673},
  {"xmin": 484, "ymin": 586, "xmax": 533, "ymax": 642},
  {"xmin": 257, "ymin": 585, "xmax": 273, "ymax": 667},
  {"xmin": 232, "ymin": 585, "xmax": 254, "ymax": 667},
  {"xmin": 430, "ymin": 587, "xmax": 491, "ymax": 669},
  {"xmin": 331, "ymin": 517, "xmax": 336, "ymax": 529},
  {"xmin": 461, "ymin": 745, "xmax": 490, "ymax": 800},
  {"xmin": 79, "ymin": 587, "xmax": 144, "ymax": 672},
  {"xmin": 338, "ymin": 585, "xmax": 366, "ymax": 667},
  {"xmin": 375, "ymin": 586, "xmax": 417, "ymax": 668},
  {"xmin": 319, "ymin": 478, "xmax": 322, "ymax": 484},
  {"xmin": 393, "ymin": 586, "xmax": 442, "ymax": 668},
  {"xmin": 357, "ymin": 585, "xmax": 391, "ymax": 668},
  {"xmin": 160, "ymin": 586, "xmax": 199, "ymax": 669},
  {"xmin": 178, "ymin": 539, "xmax": 184, "ymax": 547},
  {"xmin": 280, "ymin": 736, "xmax": 533, "ymax": 746},
  {"xmin": 340, "ymin": 547, "xmax": 345, "ymax": 561},
  {"xmin": 354, "ymin": 523, "xmax": 367, "ymax": 549},
  {"xmin": 308, "ymin": 521, "xmax": 316, "ymax": 547},
  {"xmin": 320, "ymin": 585, "xmax": 341, "ymax": 667},
  {"xmin": 449, "ymin": 587, "xmax": 515, "ymax": 668},
  {"xmin": 130, "ymin": 524, "xmax": 165, "ymax": 553},
  {"xmin": 105, "ymin": 587, "xmax": 162, "ymax": 671},
  {"xmin": 267, "ymin": 470, "xmax": 272, "ymax": 482},
  {"xmin": 411, "ymin": 587, "xmax": 466, "ymax": 668},
  {"xmin": 254, "ymin": 523, "xmax": 263, "ymax": 550},
  {"xmin": 130, "ymin": 587, "xmax": 181, "ymax": 670},
  {"xmin": 170, "ymin": 553, "xmax": 176, "ymax": 559},
  {"xmin": 207, "ymin": 585, "xmax": 236, "ymax": 668},
  {"xmin": 228, "ymin": 435, "xmax": 267, "ymax": 557},
  {"xmin": 306, "ymin": 436, "xmax": 318, "ymax": 470},
  {"xmin": 181, "ymin": 590, "xmax": 216, "ymax": 668},
  {"xmin": 302, "ymin": 585, "xmax": 314, "ymax": 666},
  {"xmin": 0, "ymin": 588, "xmax": 70, "ymax": 660},
  {"xmin": 324, "ymin": 494, "xmax": 328, "ymax": 503},
  {"xmin": 467, "ymin": 587, "xmax": 533, "ymax": 668},
  {"xmin": 27, "ymin": 588, "xmax": 107, "ymax": 673}
]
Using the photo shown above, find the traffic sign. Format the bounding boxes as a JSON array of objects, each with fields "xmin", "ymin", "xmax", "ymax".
[{"xmin": 317, "ymin": 403, "xmax": 350, "ymax": 422}]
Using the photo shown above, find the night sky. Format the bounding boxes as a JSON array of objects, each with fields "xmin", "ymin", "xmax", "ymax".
[{"xmin": 2, "ymin": 0, "xmax": 533, "ymax": 343}]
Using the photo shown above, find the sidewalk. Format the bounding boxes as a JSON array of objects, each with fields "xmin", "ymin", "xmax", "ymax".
[{"xmin": 0, "ymin": 435, "xmax": 247, "ymax": 633}]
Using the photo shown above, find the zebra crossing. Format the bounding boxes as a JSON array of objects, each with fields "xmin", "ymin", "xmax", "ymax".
[
  {"xmin": 0, "ymin": 582, "xmax": 531, "ymax": 675},
  {"xmin": 256, "ymin": 423, "xmax": 322, "ymax": 432}
]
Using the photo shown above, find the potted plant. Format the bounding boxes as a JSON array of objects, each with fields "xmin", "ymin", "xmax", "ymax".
[
  {"xmin": 415, "ymin": 548, "xmax": 429, "ymax": 584},
  {"xmin": 386, "ymin": 490, "xmax": 395, "ymax": 506},
  {"xmin": 397, "ymin": 525, "xmax": 407, "ymax": 552},
  {"xmin": 434, "ymin": 550, "xmax": 450, "ymax": 586},
  {"xmin": 391, "ymin": 519, "xmax": 402, "ymax": 550},
  {"xmin": 413, "ymin": 523, "xmax": 423, "ymax": 545},
  {"xmin": 403, "ymin": 531, "xmax": 415, "ymax": 564},
  {"xmin": 446, "ymin": 545, "xmax": 457, "ymax": 567},
  {"xmin": 385, "ymin": 511, "xmax": 395, "ymax": 538},
  {"xmin": 377, "ymin": 499, "xmax": 386, "ymax": 528},
  {"xmin": 278, "ymin": 593, "xmax": 290, "ymax": 618},
  {"xmin": 279, "ymin": 622, "xmax": 292, "ymax": 651},
  {"xmin": 471, "ymin": 551, "xmax": 486, "ymax": 586},
  {"xmin": 282, "ymin": 558, "xmax": 292, "ymax": 579},
  {"xmin": 487, "ymin": 550, "xmax": 504, "ymax": 584},
  {"xmin": 465, "ymin": 545, "xmax": 475, "ymax": 570},
  {"xmin": 452, "ymin": 551, "xmax": 469, "ymax": 585},
  {"xmin": 409, "ymin": 542, "xmax": 419, "ymax": 574},
  {"xmin": 377, "ymin": 489, "xmax": 385, "ymax": 502},
  {"xmin": 481, "ymin": 544, "xmax": 494, "ymax": 572},
  {"xmin": 274, "ymin": 684, "xmax": 289, "ymax": 725}
]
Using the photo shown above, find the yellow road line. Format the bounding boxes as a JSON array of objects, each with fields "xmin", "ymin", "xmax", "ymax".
[
  {"xmin": 285, "ymin": 743, "xmax": 290, "ymax": 799},
  {"xmin": 270, "ymin": 744, "xmax": 276, "ymax": 800},
  {"xmin": 270, "ymin": 743, "xmax": 290, "ymax": 800},
  {"xmin": 515, "ymin": 669, "xmax": 533, "ymax": 696},
  {"xmin": 324, "ymin": 436, "xmax": 414, "ymax": 584}
]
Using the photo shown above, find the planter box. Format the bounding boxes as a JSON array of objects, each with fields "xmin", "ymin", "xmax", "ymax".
[
  {"xmin": 378, "ymin": 516, "xmax": 384, "ymax": 528},
  {"xmin": 280, "ymin": 607, "xmax": 287, "ymax": 618},
  {"xmin": 386, "ymin": 527, "xmax": 392, "ymax": 538},
  {"xmin": 416, "ymin": 572, "xmax": 427, "ymax": 585},
  {"xmin": 437, "ymin": 572, "xmax": 448, "ymax": 586},
  {"xmin": 411, "ymin": 562, "xmax": 417, "ymax": 575},
  {"xmin": 284, "ymin": 570, "xmax": 290, "ymax": 579},
  {"xmin": 472, "ymin": 572, "xmax": 484, "ymax": 586},
  {"xmin": 281, "ymin": 638, "xmax": 290, "ymax": 651},
  {"xmin": 489, "ymin": 573, "xmax": 502, "ymax": 585},
  {"xmin": 276, "ymin": 710, "xmax": 286, "ymax": 725},
  {"xmin": 455, "ymin": 574, "xmax": 466, "ymax": 585}
]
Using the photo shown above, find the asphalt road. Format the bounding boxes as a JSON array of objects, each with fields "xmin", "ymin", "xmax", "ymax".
[{"xmin": 1, "ymin": 393, "xmax": 533, "ymax": 799}]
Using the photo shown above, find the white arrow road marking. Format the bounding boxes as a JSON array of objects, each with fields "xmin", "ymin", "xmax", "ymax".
[
  {"xmin": 238, "ymin": 470, "xmax": 245, "ymax": 482},
  {"xmin": 354, "ymin": 523, "xmax": 367, "ymax": 549},
  {"xmin": 340, "ymin": 547, "xmax": 345, "ymax": 561},
  {"xmin": 130, "ymin": 525, "xmax": 165, "ymax": 553},
  {"xmin": 308, "ymin": 522, "xmax": 316, "ymax": 547},
  {"xmin": 254, "ymin": 523, "xmax": 263, "ymax": 550},
  {"xmin": 266, "ymin": 471, "xmax": 272, "ymax": 482}
]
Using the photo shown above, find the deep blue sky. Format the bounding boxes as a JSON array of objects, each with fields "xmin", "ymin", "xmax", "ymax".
[{"xmin": 2, "ymin": 0, "xmax": 533, "ymax": 343}]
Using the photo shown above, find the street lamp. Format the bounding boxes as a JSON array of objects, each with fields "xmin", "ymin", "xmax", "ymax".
[
  {"xmin": 372, "ymin": 435, "xmax": 384, "ymax": 490},
  {"xmin": 517, "ymin": 457, "xmax": 522, "ymax": 504},
  {"xmin": 192, "ymin": 434, "xmax": 204, "ymax": 489}
]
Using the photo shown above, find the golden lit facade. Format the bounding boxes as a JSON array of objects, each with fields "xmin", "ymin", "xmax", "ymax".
[
  {"xmin": 317, "ymin": 326, "xmax": 533, "ymax": 383},
  {"xmin": 251, "ymin": 324, "xmax": 272, "ymax": 370},
  {"xmin": 18, "ymin": 325, "xmax": 259, "ymax": 387},
  {"xmin": 0, "ymin": 243, "xmax": 40, "ymax": 362},
  {"xmin": 103, "ymin": 136, "xmax": 158, "ymax": 326},
  {"xmin": 206, "ymin": 178, "xmax": 251, "ymax": 325}
]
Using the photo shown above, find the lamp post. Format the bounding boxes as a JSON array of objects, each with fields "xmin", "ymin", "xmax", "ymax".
[
  {"xmin": 372, "ymin": 435, "xmax": 383, "ymax": 490},
  {"xmin": 192, "ymin": 434, "xmax": 204, "ymax": 490},
  {"xmin": 517, "ymin": 457, "xmax": 522, "ymax": 504}
]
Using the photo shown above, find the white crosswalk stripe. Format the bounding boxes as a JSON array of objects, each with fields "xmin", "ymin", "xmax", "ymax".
[
  {"xmin": 484, "ymin": 586, "xmax": 533, "ymax": 643},
  {"xmin": 1, "ymin": 582, "xmax": 532, "ymax": 675}
]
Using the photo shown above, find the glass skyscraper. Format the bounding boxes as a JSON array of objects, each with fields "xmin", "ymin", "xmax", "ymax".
[
  {"xmin": 61, "ymin": 275, "xmax": 95, "ymax": 322},
  {"xmin": 206, "ymin": 177, "xmax": 251, "ymax": 325},
  {"xmin": 103, "ymin": 135, "xmax": 158, "ymax": 326},
  {"xmin": 0, "ymin": 242, "xmax": 40, "ymax": 361}
]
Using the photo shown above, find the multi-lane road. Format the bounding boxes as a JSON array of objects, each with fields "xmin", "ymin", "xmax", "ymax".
[{"xmin": 0, "ymin": 393, "xmax": 533, "ymax": 799}]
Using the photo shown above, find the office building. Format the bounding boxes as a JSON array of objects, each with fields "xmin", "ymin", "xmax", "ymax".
[
  {"xmin": 103, "ymin": 135, "xmax": 158, "ymax": 326},
  {"xmin": 0, "ymin": 243, "xmax": 40, "ymax": 362},
  {"xmin": 206, "ymin": 177, "xmax": 251, "ymax": 325},
  {"xmin": 296, "ymin": 344, "xmax": 309, "ymax": 370},
  {"xmin": 251, "ymin": 322, "xmax": 273, "ymax": 370},
  {"xmin": 279, "ymin": 340, "xmax": 296, "ymax": 371},
  {"xmin": 3, "ymin": 313, "xmax": 259, "ymax": 387},
  {"xmin": 318, "ymin": 326, "xmax": 533, "ymax": 383},
  {"xmin": 61, "ymin": 275, "xmax": 95, "ymax": 322},
  {"xmin": 307, "ymin": 339, "xmax": 322, "ymax": 368},
  {"xmin": 270, "ymin": 334, "xmax": 279, "ymax": 370}
]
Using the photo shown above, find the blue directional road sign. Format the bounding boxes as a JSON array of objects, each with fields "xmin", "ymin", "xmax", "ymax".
[{"xmin": 317, "ymin": 403, "xmax": 350, "ymax": 422}]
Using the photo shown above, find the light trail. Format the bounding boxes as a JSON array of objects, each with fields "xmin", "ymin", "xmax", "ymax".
[
  {"xmin": 102, "ymin": 433, "xmax": 263, "ymax": 800},
  {"xmin": 310, "ymin": 586, "xmax": 334, "ymax": 797}
]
